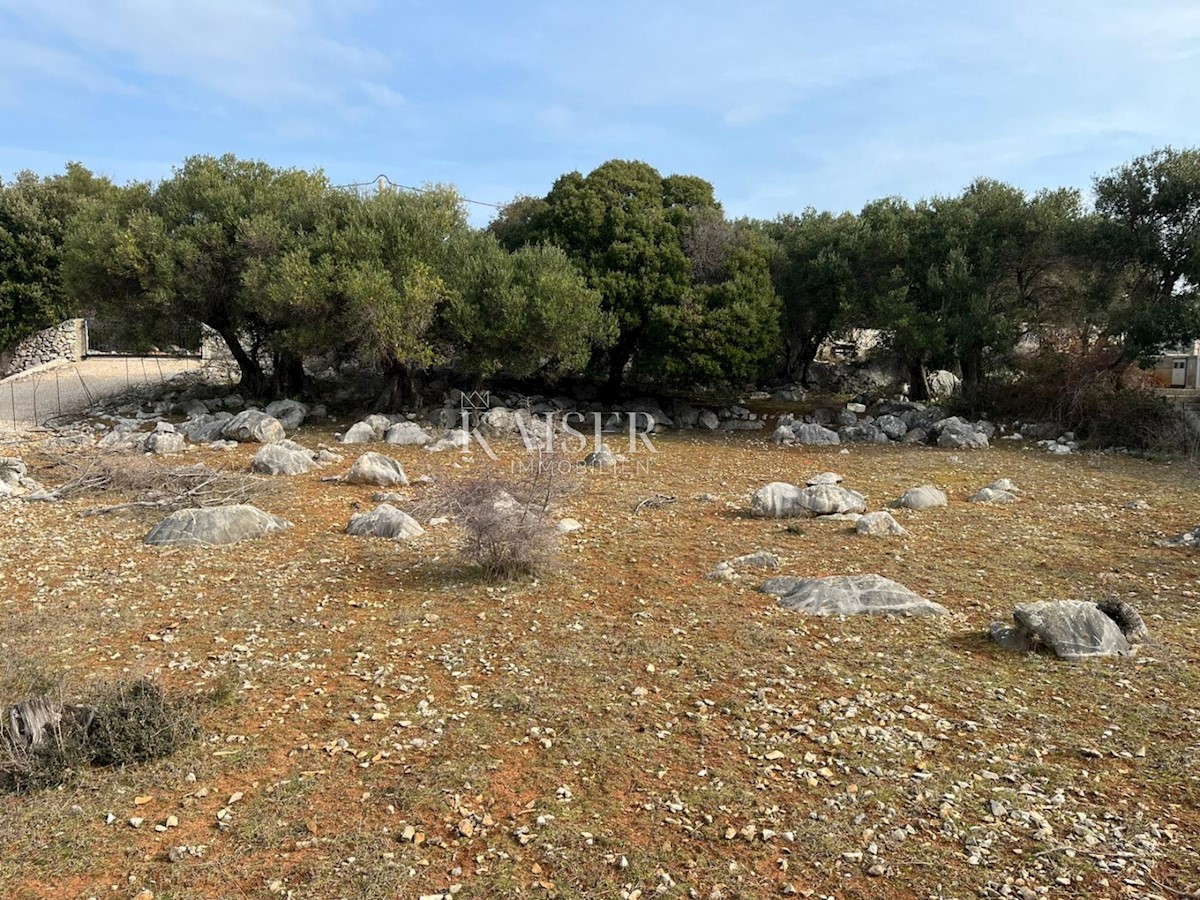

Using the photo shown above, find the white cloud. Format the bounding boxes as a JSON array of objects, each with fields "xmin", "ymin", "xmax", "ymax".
[
  {"xmin": 0, "ymin": 0, "xmax": 402, "ymax": 114},
  {"xmin": 0, "ymin": 35, "xmax": 137, "ymax": 103}
]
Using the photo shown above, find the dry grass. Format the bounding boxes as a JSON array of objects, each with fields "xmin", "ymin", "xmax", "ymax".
[{"xmin": 0, "ymin": 426, "xmax": 1198, "ymax": 898}]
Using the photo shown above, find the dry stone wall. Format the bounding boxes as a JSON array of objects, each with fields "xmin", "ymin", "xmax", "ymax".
[{"xmin": 0, "ymin": 319, "xmax": 87, "ymax": 378}]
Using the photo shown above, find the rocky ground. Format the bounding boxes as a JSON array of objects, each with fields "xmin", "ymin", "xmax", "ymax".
[{"xmin": 1, "ymin": 422, "xmax": 1199, "ymax": 899}]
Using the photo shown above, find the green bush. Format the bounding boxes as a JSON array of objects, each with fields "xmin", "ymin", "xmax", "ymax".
[
  {"xmin": 86, "ymin": 678, "xmax": 197, "ymax": 768},
  {"xmin": 981, "ymin": 345, "xmax": 1199, "ymax": 455},
  {"xmin": 1, "ymin": 677, "xmax": 197, "ymax": 793}
]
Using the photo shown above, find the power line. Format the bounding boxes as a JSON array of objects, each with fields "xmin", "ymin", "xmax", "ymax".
[{"xmin": 336, "ymin": 174, "xmax": 504, "ymax": 210}]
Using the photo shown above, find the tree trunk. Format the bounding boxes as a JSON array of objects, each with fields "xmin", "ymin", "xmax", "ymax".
[
  {"xmin": 960, "ymin": 348, "xmax": 983, "ymax": 407},
  {"xmin": 907, "ymin": 361, "xmax": 929, "ymax": 402},
  {"xmin": 375, "ymin": 357, "xmax": 418, "ymax": 412},
  {"xmin": 216, "ymin": 325, "xmax": 267, "ymax": 397},
  {"xmin": 271, "ymin": 352, "xmax": 306, "ymax": 397},
  {"xmin": 602, "ymin": 341, "xmax": 636, "ymax": 402},
  {"xmin": 784, "ymin": 338, "xmax": 803, "ymax": 380},
  {"xmin": 796, "ymin": 336, "xmax": 821, "ymax": 387},
  {"xmin": 800, "ymin": 354, "xmax": 813, "ymax": 388}
]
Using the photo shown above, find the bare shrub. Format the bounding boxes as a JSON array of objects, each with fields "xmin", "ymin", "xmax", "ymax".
[
  {"xmin": 0, "ymin": 678, "xmax": 90, "ymax": 794},
  {"xmin": 425, "ymin": 454, "xmax": 576, "ymax": 580},
  {"xmin": 48, "ymin": 453, "xmax": 277, "ymax": 515}
]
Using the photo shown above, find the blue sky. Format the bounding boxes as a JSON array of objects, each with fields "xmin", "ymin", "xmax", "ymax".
[{"xmin": 3, "ymin": 0, "xmax": 1199, "ymax": 224}]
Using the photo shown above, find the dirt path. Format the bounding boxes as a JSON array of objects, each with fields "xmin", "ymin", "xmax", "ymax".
[{"xmin": 0, "ymin": 356, "xmax": 202, "ymax": 432}]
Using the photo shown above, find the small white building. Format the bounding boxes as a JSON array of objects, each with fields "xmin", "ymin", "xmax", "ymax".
[{"xmin": 1153, "ymin": 341, "xmax": 1200, "ymax": 389}]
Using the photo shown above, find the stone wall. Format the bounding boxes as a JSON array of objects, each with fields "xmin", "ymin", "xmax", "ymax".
[
  {"xmin": 200, "ymin": 324, "xmax": 231, "ymax": 364},
  {"xmin": 0, "ymin": 319, "xmax": 87, "ymax": 378}
]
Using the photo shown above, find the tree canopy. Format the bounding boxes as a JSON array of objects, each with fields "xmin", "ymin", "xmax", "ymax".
[
  {"xmin": 0, "ymin": 163, "xmax": 115, "ymax": 351},
  {"xmin": 6, "ymin": 146, "xmax": 1199, "ymax": 409}
]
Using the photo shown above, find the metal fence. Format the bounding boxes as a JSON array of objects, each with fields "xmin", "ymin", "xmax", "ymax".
[
  {"xmin": 85, "ymin": 317, "xmax": 202, "ymax": 357},
  {"xmin": 1, "ymin": 357, "xmax": 204, "ymax": 430}
]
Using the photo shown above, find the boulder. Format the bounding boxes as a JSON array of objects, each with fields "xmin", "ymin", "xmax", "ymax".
[
  {"xmin": 479, "ymin": 407, "xmax": 528, "ymax": 434},
  {"xmin": 927, "ymin": 370, "xmax": 960, "ymax": 399},
  {"xmin": 794, "ymin": 423, "xmax": 840, "ymax": 445},
  {"xmin": 1157, "ymin": 525, "xmax": 1200, "ymax": 547},
  {"xmin": 143, "ymin": 504, "xmax": 292, "ymax": 547},
  {"xmin": 179, "ymin": 398, "xmax": 210, "ymax": 418},
  {"xmin": 145, "ymin": 430, "xmax": 185, "ymax": 455},
  {"xmin": 767, "ymin": 574, "xmax": 947, "ymax": 616},
  {"xmin": 557, "ymin": 518, "xmax": 584, "ymax": 534},
  {"xmin": 770, "ymin": 425, "xmax": 796, "ymax": 445},
  {"xmin": 251, "ymin": 441, "xmax": 318, "ymax": 476},
  {"xmin": 0, "ymin": 458, "xmax": 43, "ymax": 497},
  {"xmin": 876, "ymin": 414, "xmax": 908, "ymax": 441},
  {"xmin": 984, "ymin": 478, "xmax": 1018, "ymax": 493},
  {"xmin": 264, "ymin": 399, "xmax": 307, "ymax": 431},
  {"xmin": 706, "ymin": 549, "xmax": 781, "ymax": 581},
  {"xmin": 840, "ymin": 423, "xmax": 889, "ymax": 444},
  {"xmin": 1096, "ymin": 597, "xmax": 1149, "ymax": 643},
  {"xmin": 968, "ymin": 487, "xmax": 1016, "ymax": 504},
  {"xmin": 341, "ymin": 421, "xmax": 377, "ymax": 444},
  {"xmin": 426, "ymin": 429, "xmax": 471, "ymax": 452},
  {"xmin": 990, "ymin": 600, "xmax": 1131, "ymax": 659},
  {"xmin": 750, "ymin": 482, "xmax": 866, "ymax": 518},
  {"xmin": 346, "ymin": 503, "xmax": 424, "ymax": 539},
  {"xmin": 890, "ymin": 485, "xmax": 947, "ymax": 510},
  {"xmin": 855, "ymin": 511, "xmax": 909, "ymax": 537},
  {"xmin": 178, "ymin": 412, "xmax": 233, "ymax": 443},
  {"xmin": 903, "ymin": 406, "xmax": 946, "ymax": 432},
  {"xmin": 759, "ymin": 576, "xmax": 805, "ymax": 596},
  {"xmin": 934, "ymin": 417, "xmax": 989, "ymax": 449},
  {"xmin": 384, "ymin": 422, "xmax": 432, "ymax": 446},
  {"xmin": 344, "ymin": 452, "xmax": 409, "ymax": 487},
  {"xmin": 697, "ymin": 410, "xmax": 720, "ymax": 430},
  {"xmin": 806, "ymin": 472, "xmax": 843, "ymax": 486},
  {"xmin": 222, "ymin": 410, "xmax": 286, "ymax": 443},
  {"xmin": 583, "ymin": 446, "xmax": 617, "ymax": 470}
]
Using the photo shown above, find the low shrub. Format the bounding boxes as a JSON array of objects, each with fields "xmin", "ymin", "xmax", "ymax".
[
  {"xmin": 86, "ymin": 678, "xmax": 197, "ymax": 768},
  {"xmin": 1, "ymin": 676, "xmax": 197, "ymax": 793}
]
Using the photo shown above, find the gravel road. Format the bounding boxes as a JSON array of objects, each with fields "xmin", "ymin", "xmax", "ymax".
[{"xmin": 0, "ymin": 357, "xmax": 201, "ymax": 433}]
